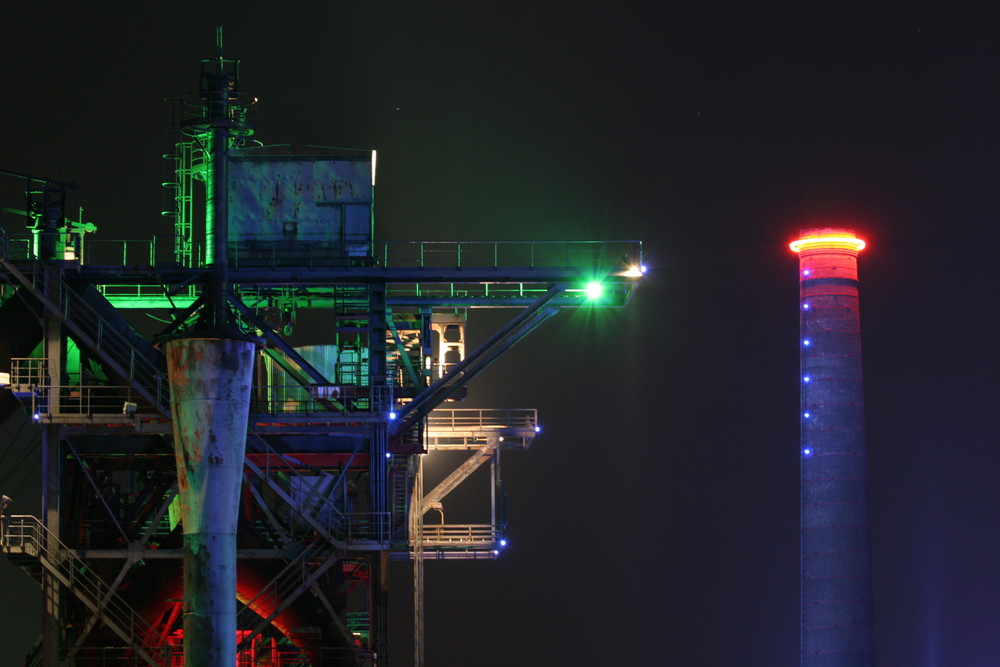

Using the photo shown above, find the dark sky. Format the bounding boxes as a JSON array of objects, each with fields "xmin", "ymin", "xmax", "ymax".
[{"xmin": 4, "ymin": 1, "xmax": 1000, "ymax": 665}]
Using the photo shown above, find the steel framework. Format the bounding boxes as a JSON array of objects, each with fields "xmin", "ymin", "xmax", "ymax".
[{"xmin": 0, "ymin": 39, "xmax": 643, "ymax": 667}]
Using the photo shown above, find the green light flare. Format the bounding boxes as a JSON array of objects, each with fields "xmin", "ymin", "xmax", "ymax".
[{"xmin": 584, "ymin": 281, "xmax": 604, "ymax": 300}]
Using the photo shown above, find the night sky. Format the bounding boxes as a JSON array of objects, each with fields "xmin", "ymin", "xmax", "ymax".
[{"xmin": 3, "ymin": 1, "xmax": 1000, "ymax": 665}]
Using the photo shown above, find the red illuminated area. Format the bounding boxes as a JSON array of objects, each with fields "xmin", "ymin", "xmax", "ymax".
[
  {"xmin": 789, "ymin": 229, "xmax": 866, "ymax": 254},
  {"xmin": 160, "ymin": 631, "xmax": 312, "ymax": 667},
  {"xmin": 790, "ymin": 228, "xmax": 866, "ymax": 283}
]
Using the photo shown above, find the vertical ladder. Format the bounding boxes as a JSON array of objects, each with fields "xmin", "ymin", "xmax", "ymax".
[{"xmin": 162, "ymin": 139, "xmax": 200, "ymax": 268}]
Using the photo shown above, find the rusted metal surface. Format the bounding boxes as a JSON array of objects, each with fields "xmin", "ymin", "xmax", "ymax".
[
  {"xmin": 228, "ymin": 147, "xmax": 373, "ymax": 261},
  {"xmin": 166, "ymin": 337, "xmax": 255, "ymax": 666}
]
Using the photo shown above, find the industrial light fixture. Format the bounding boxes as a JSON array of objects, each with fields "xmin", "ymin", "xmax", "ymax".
[{"xmin": 621, "ymin": 264, "xmax": 647, "ymax": 278}]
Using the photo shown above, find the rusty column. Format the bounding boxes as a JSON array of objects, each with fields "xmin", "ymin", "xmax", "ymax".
[{"xmin": 166, "ymin": 337, "xmax": 256, "ymax": 666}]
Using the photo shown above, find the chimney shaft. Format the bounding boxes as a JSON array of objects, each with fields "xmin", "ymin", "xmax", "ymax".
[{"xmin": 792, "ymin": 228, "xmax": 875, "ymax": 666}]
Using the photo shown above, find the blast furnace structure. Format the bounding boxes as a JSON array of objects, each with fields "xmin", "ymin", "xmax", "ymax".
[
  {"xmin": 0, "ymin": 39, "xmax": 644, "ymax": 666},
  {"xmin": 791, "ymin": 228, "xmax": 875, "ymax": 666}
]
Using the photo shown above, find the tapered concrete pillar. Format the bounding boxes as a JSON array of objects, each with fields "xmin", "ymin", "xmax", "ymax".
[
  {"xmin": 791, "ymin": 229, "xmax": 875, "ymax": 666},
  {"xmin": 166, "ymin": 337, "xmax": 256, "ymax": 666}
]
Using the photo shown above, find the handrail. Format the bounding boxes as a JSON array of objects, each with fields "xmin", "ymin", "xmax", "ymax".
[
  {"xmin": 9, "ymin": 232, "xmax": 642, "ymax": 273},
  {"xmin": 252, "ymin": 383, "xmax": 393, "ymax": 415},
  {"xmin": 0, "ymin": 245, "xmax": 169, "ymax": 414},
  {"xmin": 244, "ymin": 432, "xmax": 352, "ymax": 539},
  {"xmin": 427, "ymin": 408, "xmax": 538, "ymax": 431},
  {"xmin": 418, "ymin": 524, "xmax": 499, "ymax": 545},
  {"xmin": 244, "ymin": 433, "xmax": 393, "ymax": 547},
  {"xmin": 3, "ymin": 515, "xmax": 165, "ymax": 666},
  {"xmin": 11, "ymin": 378, "xmax": 145, "ymax": 418},
  {"xmin": 235, "ymin": 538, "xmax": 338, "ymax": 649},
  {"xmin": 375, "ymin": 239, "xmax": 643, "ymax": 271},
  {"xmin": 8, "ymin": 357, "xmax": 47, "ymax": 388}
]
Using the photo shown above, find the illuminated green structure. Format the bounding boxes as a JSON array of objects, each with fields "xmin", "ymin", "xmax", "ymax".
[{"xmin": 0, "ymin": 37, "xmax": 643, "ymax": 666}]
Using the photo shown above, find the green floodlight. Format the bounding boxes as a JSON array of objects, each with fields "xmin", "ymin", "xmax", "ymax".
[{"xmin": 584, "ymin": 281, "xmax": 604, "ymax": 300}]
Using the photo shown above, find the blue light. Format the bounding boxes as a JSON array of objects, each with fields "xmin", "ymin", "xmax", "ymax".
[
  {"xmin": 389, "ymin": 411, "xmax": 397, "ymax": 420},
  {"xmin": 640, "ymin": 264, "xmax": 648, "ymax": 274},
  {"xmin": 803, "ymin": 339, "xmax": 811, "ymax": 346},
  {"xmin": 803, "ymin": 269, "xmax": 811, "ymax": 277},
  {"xmin": 384, "ymin": 452, "xmax": 392, "ymax": 459},
  {"xmin": 803, "ymin": 448, "xmax": 812, "ymax": 456},
  {"xmin": 492, "ymin": 549, "xmax": 500, "ymax": 556},
  {"xmin": 32, "ymin": 412, "xmax": 40, "ymax": 421},
  {"xmin": 803, "ymin": 412, "xmax": 811, "ymax": 419},
  {"xmin": 499, "ymin": 538, "xmax": 507, "ymax": 547},
  {"xmin": 803, "ymin": 303, "xmax": 810, "ymax": 310},
  {"xmin": 803, "ymin": 376, "xmax": 811, "ymax": 383},
  {"xmin": 534, "ymin": 425, "xmax": 541, "ymax": 433}
]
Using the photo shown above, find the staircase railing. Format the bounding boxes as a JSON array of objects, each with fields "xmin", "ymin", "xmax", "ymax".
[
  {"xmin": 0, "ymin": 234, "xmax": 168, "ymax": 414},
  {"xmin": 235, "ymin": 538, "xmax": 341, "ymax": 652},
  {"xmin": 2, "ymin": 515, "xmax": 165, "ymax": 667}
]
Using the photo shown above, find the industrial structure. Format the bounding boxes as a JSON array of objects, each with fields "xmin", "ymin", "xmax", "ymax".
[
  {"xmin": 792, "ymin": 229, "xmax": 875, "ymax": 665},
  {"xmin": 0, "ymin": 37, "xmax": 644, "ymax": 666}
]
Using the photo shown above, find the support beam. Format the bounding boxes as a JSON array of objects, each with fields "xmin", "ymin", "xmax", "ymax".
[
  {"xmin": 41, "ymin": 266, "xmax": 63, "ymax": 667},
  {"xmin": 396, "ymin": 286, "xmax": 563, "ymax": 434},
  {"xmin": 227, "ymin": 293, "xmax": 332, "ymax": 386},
  {"xmin": 421, "ymin": 439, "xmax": 499, "ymax": 515},
  {"xmin": 387, "ymin": 307, "xmax": 422, "ymax": 389},
  {"xmin": 412, "ymin": 454, "xmax": 425, "ymax": 667}
]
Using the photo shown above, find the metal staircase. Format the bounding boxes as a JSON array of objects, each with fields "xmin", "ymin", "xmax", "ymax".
[
  {"xmin": 235, "ymin": 537, "xmax": 342, "ymax": 653},
  {"xmin": 244, "ymin": 434, "xmax": 354, "ymax": 545},
  {"xmin": 2, "ymin": 515, "xmax": 165, "ymax": 667},
  {"xmin": 390, "ymin": 456, "xmax": 412, "ymax": 541},
  {"xmin": 240, "ymin": 435, "xmax": 383, "ymax": 661},
  {"xmin": 0, "ymin": 230, "xmax": 169, "ymax": 415}
]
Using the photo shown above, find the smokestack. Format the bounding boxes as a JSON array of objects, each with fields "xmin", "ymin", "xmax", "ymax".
[{"xmin": 791, "ymin": 228, "xmax": 875, "ymax": 666}]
